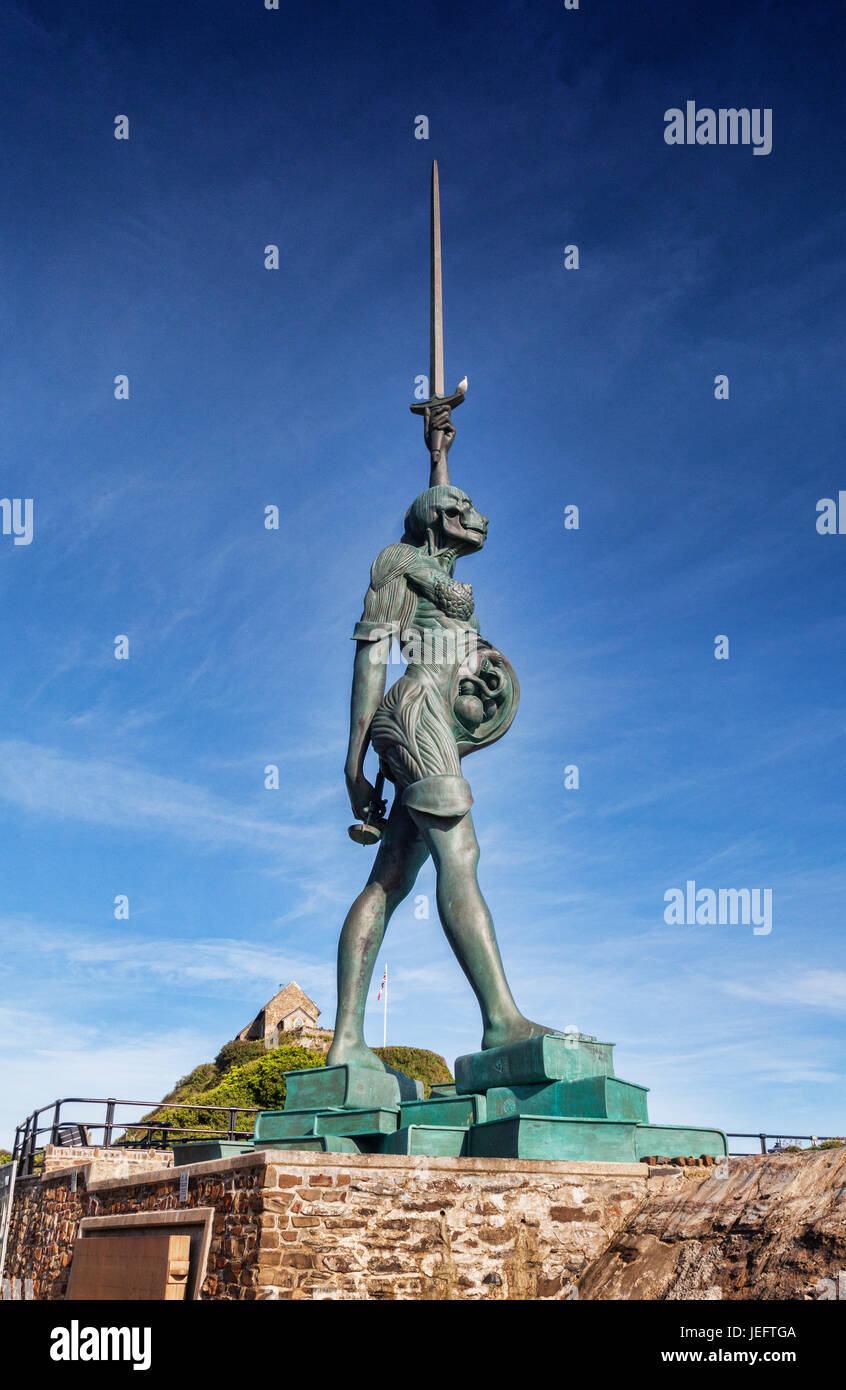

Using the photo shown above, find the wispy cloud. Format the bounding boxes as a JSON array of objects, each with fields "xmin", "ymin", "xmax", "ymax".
[
  {"xmin": 0, "ymin": 740, "xmax": 318, "ymax": 852},
  {"xmin": 725, "ymin": 971, "xmax": 846, "ymax": 1014}
]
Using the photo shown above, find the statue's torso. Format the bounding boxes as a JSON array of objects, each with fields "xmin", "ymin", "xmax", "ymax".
[{"xmin": 367, "ymin": 556, "xmax": 520, "ymax": 784}]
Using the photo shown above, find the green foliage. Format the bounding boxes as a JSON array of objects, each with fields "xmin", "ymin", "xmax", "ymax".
[
  {"xmin": 374, "ymin": 1046, "xmax": 452, "ymax": 1098},
  {"xmin": 0, "ymin": 1149, "xmax": 12, "ymax": 1165},
  {"xmin": 124, "ymin": 1038, "xmax": 453, "ymax": 1144},
  {"xmin": 816, "ymin": 1139, "xmax": 845, "ymax": 1149},
  {"xmin": 161, "ymin": 1062, "xmax": 219, "ymax": 1103},
  {"xmin": 134, "ymin": 1044, "xmax": 326, "ymax": 1140},
  {"xmin": 214, "ymin": 1039, "xmax": 266, "ymax": 1074}
]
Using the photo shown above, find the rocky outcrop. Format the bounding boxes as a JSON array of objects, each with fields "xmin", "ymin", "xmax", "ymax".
[{"xmin": 579, "ymin": 1149, "xmax": 846, "ymax": 1300}]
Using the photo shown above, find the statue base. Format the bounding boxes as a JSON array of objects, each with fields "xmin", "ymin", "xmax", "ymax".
[{"xmin": 252, "ymin": 1037, "xmax": 727, "ymax": 1163}]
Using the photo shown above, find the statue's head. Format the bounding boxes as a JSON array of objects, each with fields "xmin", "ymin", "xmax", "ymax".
[{"xmin": 402, "ymin": 485, "xmax": 488, "ymax": 555}]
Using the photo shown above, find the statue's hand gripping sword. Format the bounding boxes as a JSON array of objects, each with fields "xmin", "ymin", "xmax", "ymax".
[
  {"xmin": 348, "ymin": 771, "xmax": 387, "ymax": 846},
  {"xmin": 410, "ymin": 161, "xmax": 468, "ymax": 487}
]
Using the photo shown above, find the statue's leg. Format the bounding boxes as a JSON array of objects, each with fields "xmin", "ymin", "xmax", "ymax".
[
  {"xmin": 408, "ymin": 805, "xmax": 556, "ymax": 1050},
  {"xmin": 327, "ymin": 800, "xmax": 429, "ymax": 1071}
]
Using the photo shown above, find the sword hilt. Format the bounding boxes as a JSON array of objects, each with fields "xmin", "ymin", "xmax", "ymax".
[
  {"xmin": 348, "ymin": 771, "xmax": 387, "ymax": 847},
  {"xmin": 410, "ymin": 389, "xmax": 466, "ymax": 487}
]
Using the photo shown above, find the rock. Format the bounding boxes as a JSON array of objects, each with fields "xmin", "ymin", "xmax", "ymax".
[{"xmin": 578, "ymin": 1149, "xmax": 846, "ymax": 1300}]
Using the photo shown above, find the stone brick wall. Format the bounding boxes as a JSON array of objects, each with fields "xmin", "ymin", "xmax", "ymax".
[
  {"xmin": 3, "ymin": 1149, "xmax": 650, "ymax": 1300},
  {"xmin": 41, "ymin": 1145, "xmax": 173, "ymax": 1176},
  {"xmin": 255, "ymin": 1153, "xmax": 649, "ymax": 1300},
  {"xmin": 5, "ymin": 1148, "xmax": 837, "ymax": 1300},
  {"xmin": 4, "ymin": 1151, "xmax": 264, "ymax": 1301}
]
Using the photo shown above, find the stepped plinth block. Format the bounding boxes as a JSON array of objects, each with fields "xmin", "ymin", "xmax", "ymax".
[
  {"xmin": 255, "ymin": 1105, "xmax": 398, "ymax": 1143},
  {"xmin": 315, "ymin": 1107, "xmax": 399, "ymax": 1138},
  {"xmin": 382, "ymin": 1066, "xmax": 425, "ymax": 1101},
  {"xmin": 400, "ymin": 1093, "xmax": 486, "ymax": 1128},
  {"xmin": 455, "ymin": 1033, "xmax": 614, "ymax": 1094},
  {"xmin": 634, "ymin": 1124, "xmax": 728, "ymax": 1161},
  {"xmin": 254, "ymin": 1108, "xmax": 330, "ymax": 1142},
  {"xmin": 486, "ymin": 1076, "xmax": 648, "ymax": 1123},
  {"xmin": 172, "ymin": 1140, "xmax": 254, "ymax": 1166},
  {"xmin": 468, "ymin": 1115, "xmax": 728, "ymax": 1163},
  {"xmin": 283, "ymin": 1064, "xmax": 401, "ymax": 1112},
  {"xmin": 469, "ymin": 1115, "xmax": 636, "ymax": 1162},
  {"xmin": 381, "ymin": 1125, "xmax": 469, "ymax": 1157},
  {"xmin": 253, "ymin": 1134, "xmax": 361, "ymax": 1154}
]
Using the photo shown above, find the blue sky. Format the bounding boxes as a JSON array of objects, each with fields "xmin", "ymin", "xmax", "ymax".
[{"xmin": 1, "ymin": 0, "xmax": 844, "ymax": 1150}]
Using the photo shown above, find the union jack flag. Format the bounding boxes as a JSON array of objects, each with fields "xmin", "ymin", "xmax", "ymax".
[{"xmin": 376, "ymin": 968, "xmax": 387, "ymax": 1001}]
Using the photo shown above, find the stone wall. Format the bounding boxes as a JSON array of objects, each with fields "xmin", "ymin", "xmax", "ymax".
[
  {"xmin": 4, "ymin": 1150, "xmax": 264, "ymax": 1301},
  {"xmin": 254, "ymin": 1152, "xmax": 649, "ymax": 1300},
  {"xmin": 41, "ymin": 1145, "xmax": 173, "ymax": 1176},
  {"xmin": 3, "ymin": 1149, "xmax": 648, "ymax": 1300},
  {"xmin": 4, "ymin": 1148, "xmax": 842, "ymax": 1300}
]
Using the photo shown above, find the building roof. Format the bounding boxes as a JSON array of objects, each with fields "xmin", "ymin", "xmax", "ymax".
[
  {"xmin": 236, "ymin": 981, "xmax": 322, "ymax": 1041},
  {"xmin": 271, "ymin": 981, "xmax": 320, "ymax": 1019}
]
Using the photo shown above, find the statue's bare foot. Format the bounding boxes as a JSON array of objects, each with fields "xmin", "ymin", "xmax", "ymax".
[
  {"xmin": 325, "ymin": 1036, "xmax": 386, "ymax": 1072},
  {"xmin": 482, "ymin": 1016, "xmax": 563, "ymax": 1050}
]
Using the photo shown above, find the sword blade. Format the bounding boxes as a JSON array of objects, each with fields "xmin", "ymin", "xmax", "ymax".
[{"xmin": 429, "ymin": 160, "xmax": 445, "ymax": 399}]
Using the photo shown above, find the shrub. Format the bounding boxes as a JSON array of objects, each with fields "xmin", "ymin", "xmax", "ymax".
[
  {"xmin": 374, "ymin": 1046, "xmax": 452, "ymax": 1098},
  {"xmin": 134, "ymin": 1044, "xmax": 326, "ymax": 1139},
  {"xmin": 162, "ymin": 1062, "xmax": 219, "ymax": 1103}
]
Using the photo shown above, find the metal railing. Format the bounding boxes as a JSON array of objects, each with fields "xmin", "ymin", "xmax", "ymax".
[
  {"xmin": 11, "ymin": 1097, "xmax": 261, "ymax": 1177},
  {"xmin": 9, "ymin": 1102, "xmax": 842, "ymax": 1175},
  {"xmin": 726, "ymin": 1131, "xmax": 841, "ymax": 1156}
]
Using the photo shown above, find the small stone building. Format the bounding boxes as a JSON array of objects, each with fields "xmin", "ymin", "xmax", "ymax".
[{"xmin": 237, "ymin": 982, "xmax": 333, "ymax": 1052}]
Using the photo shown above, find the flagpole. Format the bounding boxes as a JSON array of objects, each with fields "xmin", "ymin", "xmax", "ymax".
[{"xmin": 383, "ymin": 963, "xmax": 388, "ymax": 1048}]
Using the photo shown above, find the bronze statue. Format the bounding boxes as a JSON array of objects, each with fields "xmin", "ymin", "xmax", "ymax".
[{"xmin": 327, "ymin": 164, "xmax": 555, "ymax": 1072}]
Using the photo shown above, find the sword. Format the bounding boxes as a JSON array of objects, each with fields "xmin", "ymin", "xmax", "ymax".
[{"xmin": 410, "ymin": 161, "xmax": 468, "ymax": 486}]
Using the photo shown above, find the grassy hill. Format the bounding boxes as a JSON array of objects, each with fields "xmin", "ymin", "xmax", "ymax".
[{"xmin": 133, "ymin": 1039, "xmax": 453, "ymax": 1142}]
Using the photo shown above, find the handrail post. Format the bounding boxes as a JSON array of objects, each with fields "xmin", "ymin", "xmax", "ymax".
[
  {"xmin": 759, "ymin": 1133, "xmax": 767, "ymax": 1154},
  {"xmin": 228, "ymin": 1108, "xmax": 236, "ymax": 1140},
  {"xmin": 25, "ymin": 1114, "xmax": 37, "ymax": 1175},
  {"xmin": 49, "ymin": 1101, "xmax": 61, "ymax": 1147},
  {"xmin": 103, "ymin": 1098, "xmax": 116, "ymax": 1148},
  {"xmin": 15, "ymin": 1119, "xmax": 26, "ymax": 1174}
]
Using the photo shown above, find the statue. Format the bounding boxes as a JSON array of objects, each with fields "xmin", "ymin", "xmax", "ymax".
[{"xmin": 327, "ymin": 163, "xmax": 556, "ymax": 1072}]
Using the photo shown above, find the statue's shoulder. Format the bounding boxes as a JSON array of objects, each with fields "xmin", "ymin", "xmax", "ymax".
[{"xmin": 369, "ymin": 542, "xmax": 420, "ymax": 589}]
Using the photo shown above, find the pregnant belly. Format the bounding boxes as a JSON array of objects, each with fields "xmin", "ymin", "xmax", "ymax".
[{"xmin": 448, "ymin": 642, "xmax": 521, "ymax": 757}]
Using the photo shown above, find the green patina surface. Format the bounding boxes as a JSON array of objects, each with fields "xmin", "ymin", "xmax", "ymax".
[
  {"xmin": 254, "ymin": 1105, "xmax": 398, "ymax": 1142},
  {"xmin": 171, "ymin": 1140, "xmax": 254, "ymax": 1166},
  {"xmin": 316, "ymin": 1107, "xmax": 399, "ymax": 1138},
  {"xmin": 254, "ymin": 1108, "xmax": 330, "ymax": 1140},
  {"xmin": 429, "ymin": 1083, "xmax": 458, "ymax": 1098},
  {"xmin": 468, "ymin": 1115, "xmax": 727, "ymax": 1162},
  {"xmin": 399, "ymin": 1093, "xmax": 486, "ymax": 1128},
  {"xmin": 381, "ymin": 1125, "xmax": 469, "ymax": 1157},
  {"xmin": 284, "ymin": 1064, "xmax": 401, "ymax": 1113},
  {"xmin": 455, "ymin": 1034, "xmax": 615, "ymax": 1093},
  {"xmin": 634, "ymin": 1124, "xmax": 728, "ymax": 1160},
  {"xmin": 485, "ymin": 1075, "xmax": 648, "ymax": 1123},
  {"xmin": 253, "ymin": 1135, "xmax": 362, "ymax": 1154},
  {"xmin": 259, "ymin": 1048, "xmax": 726, "ymax": 1165}
]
